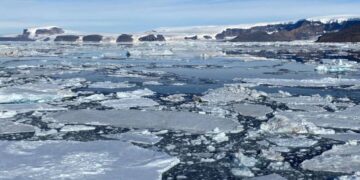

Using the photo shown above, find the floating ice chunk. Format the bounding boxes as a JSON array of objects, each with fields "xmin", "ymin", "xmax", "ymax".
[
  {"xmin": 268, "ymin": 137, "xmax": 317, "ymax": 147},
  {"xmin": 0, "ymin": 103, "xmax": 66, "ymax": 113},
  {"xmin": 301, "ymin": 144, "xmax": 360, "ymax": 173},
  {"xmin": 202, "ymin": 84, "xmax": 266, "ymax": 104},
  {"xmin": 0, "ymin": 141, "xmax": 179, "ymax": 180},
  {"xmin": 0, "ymin": 111, "xmax": 17, "ymax": 118},
  {"xmin": 315, "ymin": 60, "xmax": 356, "ymax": 73},
  {"xmin": 261, "ymin": 113, "xmax": 334, "ymax": 135},
  {"xmin": 116, "ymin": 88, "xmax": 155, "ymax": 99},
  {"xmin": 101, "ymin": 98, "xmax": 158, "ymax": 109},
  {"xmin": 212, "ymin": 132, "xmax": 229, "ymax": 143},
  {"xmin": 81, "ymin": 94, "xmax": 108, "ymax": 102},
  {"xmin": 104, "ymin": 130, "xmax": 163, "ymax": 145},
  {"xmin": 320, "ymin": 133, "xmax": 360, "ymax": 143},
  {"xmin": 234, "ymin": 151, "xmax": 257, "ymax": 167},
  {"xmin": 47, "ymin": 110, "xmax": 243, "ymax": 133},
  {"xmin": 88, "ymin": 81, "xmax": 135, "ymax": 89},
  {"xmin": 242, "ymin": 77, "xmax": 360, "ymax": 88},
  {"xmin": 231, "ymin": 168, "xmax": 254, "ymax": 177},
  {"xmin": 0, "ymin": 82, "xmax": 75, "ymax": 104},
  {"xmin": 143, "ymin": 81, "xmax": 163, "ymax": 86},
  {"xmin": 277, "ymin": 106, "xmax": 360, "ymax": 130},
  {"xmin": 232, "ymin": 103, "xmax": 273, "ymax": 120},
  {"xmin": 248, "ymin": 174, "xmax": 287, "ymax": 180},
  {"xmin": 261, "ymin": 149, "xmax": 284, "ymax": 161},
  {"xmin": 161, "ymin": 94, "xmax": 186, "ymax": 103},
  {"xmin": 60, "ymin": 125, "xmax": 96, "ymax": 132},
  {"xmin": 0, "ymin": 121, "xmax": 35, "ymax": 135},
  {"xmin": 338, "ymin": 172, "xmax": 360, "ymax": 180},
  {"xmin": 272, "ymin": 94, "xmax": 333, "ymax": 106}
]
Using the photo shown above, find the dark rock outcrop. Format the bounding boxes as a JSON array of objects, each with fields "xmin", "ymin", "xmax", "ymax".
[
  {"xmin": 82, "ymin": 35, "xmax": 103, "ymax": 42},
  {"xmin": 54, "ymin": 35, "xmax": 79, "ymax": 42},
  {"xmin": 203, "ymin": 35, "xmax": 212, "ymax": 40},
  {"xmin": 317, "ymin": 25, "xmax": 360, "ymax": 42},
  {"xmin": 217, "ymin": 19, "xmax": 360, "ymax": 42},
  {"xmin": 185, "ymin": 35, "xmax": 198, "ymax": 40},
  {"xmin": 116, "ymin": 34, "xmax": 133, "ymax": 42},
  {"xmin": 139, "ymin": 34, "xmax": 166, "ymax": 41},
  {"xmin": 34, "ymin": 27, "xmax": 64, "ymax": 36}
]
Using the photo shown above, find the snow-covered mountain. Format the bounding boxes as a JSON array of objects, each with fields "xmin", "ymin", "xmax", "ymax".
[{"xmin": 1, "ymin": 15, "xmax": 360, "ymax": 43}]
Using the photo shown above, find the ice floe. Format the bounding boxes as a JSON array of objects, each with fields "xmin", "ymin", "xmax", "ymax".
[
  {"xmin": 46, "ymin": 109, "xmax": 243, "ymax": 133},
  {"xmin": 0, "ymin": 121, "xmax": 35, "ymax": 135},
  {"xmin": 276, "ymin": 106, "xmax": 360, "ymax": 130},
  {"xmin": 302, "ymin": 144, "xmax": 360, "ymax": 173},
  {"xmin": 267, "ymin": 136, "xmax": 317, "ymax": 147},
  {"xmin": 241, "ymin": 77, "xmax": 360, "ymax": 88},
  {"xmin": 231, "ymin": 103, "xmax": 273, "ymax": 120},
  {"xmin": 0, "ymin": 140, "xmax": 179, "ymax": 180},
  {"xmin": 248, "ymin": 174, "xmax": 287, "ymax": 180},
  {"xmin": 103, "ymin": 130, "xmax": 163, "ymax": 145},
  {"xmin": 202, "ymin": 84, "xmax": 266, "ymax": 104},
  {"xmin": 88, "ymin": 81, "xmax": 135, "ymax": 89}
]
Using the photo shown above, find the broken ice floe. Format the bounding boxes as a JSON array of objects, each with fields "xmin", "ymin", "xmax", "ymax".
[
  {"xmin": 101, "ymin": 98, "xmax": 158, "ymax": 109},
  {"xmin": 267, "ymin": 136, "xmax": 317, "ymax": 147},
  {"xmin": 60, "ymin": 125, "xmax": 96, "ymax": 132},
  {"xmin": 275, "ymin": 106, "xmax": 360, "ymax": 131},
  {"xmin": 231, "ymin": 103, "xmax": 273, "ymax": 120},
  {"xmin": 248, "ymin": 174, "xmax": 287, "ymax": 180},
  {"xmin": 0, "ymin": 81, "xmax": 76, "ymax": 103},
  {"xmin": 261, "ymin": 113, "xmax": 334, "ymax": 135},
  {"xmin": 301, "ymin": 144, "xmax": 360, "ymax": 173},
  {"xmin": 88, "ymin": 81, "xmax": 135, "ymax": 89},
  {"xmin": 0, "ymin": 140, "xmax": 179, "ymax": 180},
  {"xmin": 0, "ymin": 121, "xmax": 35, "ymax": 135},
  {"xmin": 46, "ymin": 109, "xmax": 242, "ymax": 133},
  {"xmin": 103, "ymin": 130, "xmax": 163, "ymax": 145},
  {"xmin": 241, "ymin": 77, "xmax": 360, "ymax": 88},
  {"xmin": 100, "ymin": 88, "xmax": 158, "ymax": 109},
  {"xmin": 316, "ymin": 59, "xmax": 357, "ymax": 73},
  {"xmin": 202, "ymin": 84, "xmax": 266, "ymax": 104}
]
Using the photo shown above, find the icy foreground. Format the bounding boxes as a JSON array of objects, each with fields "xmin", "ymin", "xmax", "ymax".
[
  {"xmin": 0, "ymin": 141, "xmax": 179, "ymax": 180},
  {"xmin": 1, "ymin": 41, "xmax": 360, "ymax": 179}
]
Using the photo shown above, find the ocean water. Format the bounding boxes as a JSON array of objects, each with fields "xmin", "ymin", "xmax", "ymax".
[{"xmin": 0, "ymin": 41, "xmax": 360, "ymax": 179}]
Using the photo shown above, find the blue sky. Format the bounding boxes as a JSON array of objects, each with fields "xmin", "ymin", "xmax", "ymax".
[{"xmin": 0, "ymin": 0, "xmax": 360, "ymax": 34}]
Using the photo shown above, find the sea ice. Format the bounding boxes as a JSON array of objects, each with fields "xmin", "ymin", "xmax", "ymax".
[
  {"xmin": 276, "ymin": 106, "xmax": 360, "ymax": 130},
  {"xmin": 231, "ymin": 103, "xmax": 273, "ymax": 120},
  {"xmin": 202, "ymin": 84, "xmax": 266, "ymax": 104},
  {"xmin": 242, "ymin": 77, "xmax": 360, "ymax": 88},
  {"xmin": 101, "ymin": 98, "xmax": 159, "ymax": 109},
  {"xmin": 0, "ymin": 140, "xmax": 179, "ymax": 180},
  {"xmin": 0, "ymin": 121, "xmax": 35, "ymax": 135},
  {"xmin": 267, "ymin": 136, "xmax": 317, "ymax": 147},
  {"xmin": 302, "ymin": 144, "xmax": 360, "ymax": 173},
  {"xmin": 103, "ymin": 130, "xmax": 163, "ymax": 145},
  {"xmin": 248, "ymin": 174, "xmax": 287, "ymax": 180},
  {"xmin": 46, "ymin": 109, "xmax": 243, "ymax": 133},
  {"xmin": 88, "ymin": 81, "xmax": 135, "ymax": 89}
]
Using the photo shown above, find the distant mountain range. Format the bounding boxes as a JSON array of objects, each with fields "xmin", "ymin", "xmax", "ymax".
[{"xmin": 1, "ymin": 16, "xmax": 360, "ymax": 43}]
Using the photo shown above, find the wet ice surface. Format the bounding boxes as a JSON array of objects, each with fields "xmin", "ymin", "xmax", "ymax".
[{"xmin": 1, "ymin": 41, "xmax": 360, "ymax": 179}]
